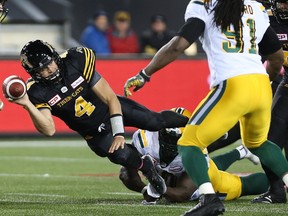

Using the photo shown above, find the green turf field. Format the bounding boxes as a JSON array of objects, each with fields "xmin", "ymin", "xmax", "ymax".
[{"xmin": 0, "ymin": 138, "xmax": 287, "ymax": 216}]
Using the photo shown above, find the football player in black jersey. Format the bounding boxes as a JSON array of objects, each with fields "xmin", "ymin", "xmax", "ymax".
[
  {"xmin": 252, "ymin": 0, "xmax": 288, "ymax": 204},
  {"xmin": 0, "ymin": 0, "xmax": 9, "ymax": 111},
  {"xmin": 8, "ymin": 40, "xmax": 189, "ymax": 196}
]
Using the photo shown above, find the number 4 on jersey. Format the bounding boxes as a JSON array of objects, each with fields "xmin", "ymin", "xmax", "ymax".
[{"xmin": 74, "ymin": 96, "xmax": 95, "ymax": 117}]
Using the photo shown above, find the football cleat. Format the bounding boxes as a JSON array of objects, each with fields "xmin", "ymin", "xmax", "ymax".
[
  {"xmin": 141, "ymin": 155, "xmax": 167, "ymax": 195},
  {"xmin": 181, "ymin": 194, "xmax": 225, "ymax": 216},
  {"xmin": 251, "ymin": 191, "xmax": 287, "ymax": 204}
]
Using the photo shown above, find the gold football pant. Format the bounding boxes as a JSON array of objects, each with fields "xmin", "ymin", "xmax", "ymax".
[
  {"xmin": 208, "ymin": 159, "xmax": 242, "ymax": 200},
  {"xmin": 178, "ymin": 74, "xmax": 272, "ymax": 149}
]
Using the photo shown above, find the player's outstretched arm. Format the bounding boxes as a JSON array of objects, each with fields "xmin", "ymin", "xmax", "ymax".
[
  {"xmin": 9, "ymin": 94, "xmax": 56, "ymax": 136},
  {"xmin": 124, "ymin": 36, "xmax": 190, "ymax": 97},
  {"xmin": 124, "ymin": 18, "xmax": 205, "ymax": 97}
]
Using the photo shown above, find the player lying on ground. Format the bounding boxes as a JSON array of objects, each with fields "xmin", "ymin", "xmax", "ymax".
[
  {"xmin": 7, "ymin": 40, "xmax": 189, "ymax": 196},
  {"xmin": 119, "ymin": 108, "xmax": 268, "ymax": 204}
]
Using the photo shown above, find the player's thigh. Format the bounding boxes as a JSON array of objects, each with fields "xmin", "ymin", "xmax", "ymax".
[
  {"xmin": 240, "ymin": 77, "xmax": 272, "ymax": 148},
  {"xmin": 178, "ymin": 80, "xmax": 244, "ymax": 149},
  {"xmin": 86, "ymin": 132, "xmax": 113, "ymax": 157}
]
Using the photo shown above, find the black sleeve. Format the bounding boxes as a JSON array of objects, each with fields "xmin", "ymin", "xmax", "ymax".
[
  {"xmin": 176, "ymin": 18, "xmax": 205, "ymax": 44},
  {"xmin": 27, "ymin": 83, "xmax": 51, "ymax": 110},
  {"xmin": 67, "ymin": 47, "xmax": 97, "ymax": 84},
  {"xmin": 259, "ymin": 26, "xmax": 282, "ymax": 56},
  {"xmin": 89, "ymin": 70, "xmax": 102, "ymax": 87}
]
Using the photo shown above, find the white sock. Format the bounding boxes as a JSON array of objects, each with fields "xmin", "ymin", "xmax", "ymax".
[
  {"xmin": 199, "ymin": 182, "xmax": 215, "ymax": 195},
  {"xmin": 282, "ymin": 173, "xmax": 288, "ymax": 187},
  {"xmin": 236, "ymin": 145, "xmax": 247, "ymax": 159}
]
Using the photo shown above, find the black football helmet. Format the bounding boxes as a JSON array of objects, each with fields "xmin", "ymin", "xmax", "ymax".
[
  {"xmin": 158, "ymin": 107, "xmax": 192, "ymax": 168},
  {"xmin": 0, "ymin": 0, "xmax": 8, "ymax": 23},
  {"xmin": 20, "ymin": 40, "xmax": 63, "ymax": 84},
  {"xmin": 270, "ymin": 0, "xmax": 288, "ymax": 24},
  {"xmin": 256, "ymin": 0, "xmax": 272, "ymax": 8}
]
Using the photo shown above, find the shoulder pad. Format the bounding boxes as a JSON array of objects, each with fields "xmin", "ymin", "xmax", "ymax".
[
  {"xmin": 66, "ymin": 47, "xmax": 96, "ymax": 83},
  {"xmin": 26, "ymin": 78, "xmax": 36, "ymax": 90}
]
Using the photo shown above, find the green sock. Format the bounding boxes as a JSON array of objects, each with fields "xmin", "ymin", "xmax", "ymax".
[
  {"xmin": 178, "ymin": 145, "xmax": 210, "ymax": 187},
  {"xmin": 241, "ymin": 173, "xmax": 269, "ymax": 196},
  {"xmin": 249, "ymin": 140, "xmax": 288, "ymax": 178},
  {"xmin": 212, "ymin": 149, "xmax": 240, "ymax": 171}
]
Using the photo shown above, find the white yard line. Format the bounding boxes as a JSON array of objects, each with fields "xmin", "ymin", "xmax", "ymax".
[
  {"xmin": 0, "ymin": 140, "xmax": 85, "ymax": 148},
  {"xmin": 103, "ymin": 192, "xmax": 142, "ymax": 196},
  {"xmin": 0, "ymin": 173, "xmax": 82, "ymax": 178},
  {"xmin": 5, "ymin": 192, "xmax": 66, "ymax": 197},
  {"xmin": 0, "ymin": 156, "xmax": 94, "ymax": 162},
  {"xmin": 0, "ymin": 139, "xmax": 132, "ymax": 148}
]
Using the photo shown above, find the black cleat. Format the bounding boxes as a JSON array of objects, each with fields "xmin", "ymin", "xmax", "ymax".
[
  {"xmin": 141, "ymin": 155, "xmax": 167, "ymax": 195},
  {"xmin": 182, "ymin": 193, "xmax": 225, "ymax": 216},
  {"xmin": 251, "ymin": 191, "xmax": 287, "ymax": 204}
]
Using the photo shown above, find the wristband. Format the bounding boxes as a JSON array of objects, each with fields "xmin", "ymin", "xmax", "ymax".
[
  {"xmin": 110, "ymin": 114, "xmax": 125, "ymax": 137},
  {"xmin": 140, "ymin": 69, "xmax": 151, "ymax": 82}
]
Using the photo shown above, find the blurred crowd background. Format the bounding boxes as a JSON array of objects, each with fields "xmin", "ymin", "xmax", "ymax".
[{"xmin": 0, "ymin": 0, "xmax": 205, "ymax": 57}]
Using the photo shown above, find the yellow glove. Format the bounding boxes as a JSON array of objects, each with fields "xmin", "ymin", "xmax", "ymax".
[{"xmin": 124, "ymin": 70, "xmax": 150, "ymax": 97}]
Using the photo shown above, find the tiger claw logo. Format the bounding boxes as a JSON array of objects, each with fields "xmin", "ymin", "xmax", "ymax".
[
  {"xmin": 76, "ymin": 47, "xmax": 83, "ymax": 53},
  {"xmin": 98, "ymin": 123, "xmax": 105, "ymax": 132}
]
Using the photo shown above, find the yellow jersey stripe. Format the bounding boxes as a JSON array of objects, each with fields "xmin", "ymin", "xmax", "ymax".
[
  {"xmin": 83, "ymin": 48, "xmax": 90, "ymax": 79},
  {"xmin": 139, "ymin": 130, "xmax": 148, "ymax": 147},
  {"xmin": 26, "ymin": 79, "xmax": 35, "ymax": 90},
  {"xmin": 83, "ymin": 48, "xmax": 95, "ymax": 83},
  {"xmin": 35, "ymin": 103, "xmax": 51, "ymax": 110},
  {"xmin": 87, "ymin": 51, "xmax": 96, "ymax": 82}
]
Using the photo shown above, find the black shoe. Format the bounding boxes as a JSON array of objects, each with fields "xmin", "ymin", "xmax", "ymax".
[
  {"xmin": 141, "ymin": 155, "xmax": 167, "ymax": 195},
  {"xmin": 182, "ymin": 194, "xmax": 225, "ymax": 216},
  {"xmin": 251, "ymin": 191, "xmax": 287, "ymax": 204}
]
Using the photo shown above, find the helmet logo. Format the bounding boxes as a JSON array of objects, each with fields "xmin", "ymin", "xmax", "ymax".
[
  {"xmin": 76, "ymin": 47, "xmax": 83, "ymax": 53},
  {"xmin": 20, "ymin": 53, "xmax": 33, "ymax": 69}
]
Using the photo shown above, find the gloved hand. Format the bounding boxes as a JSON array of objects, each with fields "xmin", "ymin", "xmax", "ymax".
[{"xmin": 124, "ymin": 70, "xmax": 150, "ymax": 97}]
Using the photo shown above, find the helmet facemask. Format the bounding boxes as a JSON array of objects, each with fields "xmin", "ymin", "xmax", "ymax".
[
  {"xmin": 20, "ymin": 40, "xmax": 64, "ymax": 85},
  {"xmin": 271, "ymin": 0, "xmax": 288, "ymax": 24},
  {"xmin": 33, "ymin": 57, "xmax": 62, "ymax": 84},
  {"xmin": 157, "ymin": 107, "xmax": 192, "ymax": 167},
  {"xmin": 158, "ymin": 128, "xmax": 181, "ymax": 168}
]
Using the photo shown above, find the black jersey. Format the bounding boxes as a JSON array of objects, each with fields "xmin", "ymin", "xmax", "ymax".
[
  {"xmin": 27, "ymin": 47, "xmax": 109, "ymax": 136},
  {"xmin": 269, "ymin": 12, "xmax": 288, "ymax": 83}
]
